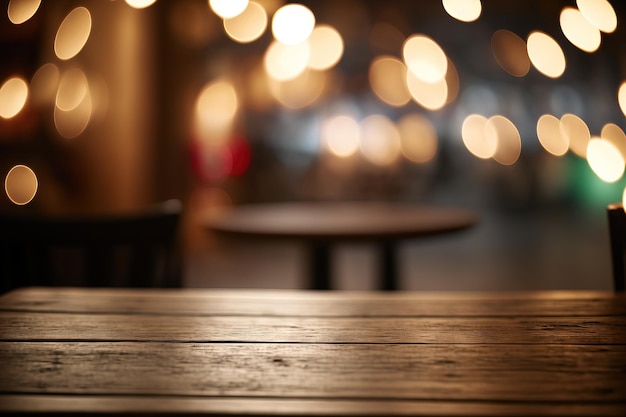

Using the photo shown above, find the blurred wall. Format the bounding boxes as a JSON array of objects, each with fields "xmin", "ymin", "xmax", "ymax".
[
  {"xmin": 78, "ymin": 0, "xmax": 155, "ymax": 211},
  {"xmin": 0, "ymin": 0, "xmax": 158, "ymax": 213}
]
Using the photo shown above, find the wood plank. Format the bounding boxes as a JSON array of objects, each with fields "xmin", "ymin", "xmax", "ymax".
[
  {"xmin": 2, "ymin": 312, "xmax": 626, "ymax": 344},
  {"xmin": 1, "ymin": 342, "xmax": 625, "ymax": 402},
  {"xmin": 1, "ymin": 394, "xmax": 625, "ymax": 417},
  {"xmin": 2, "ymin": 287, "xmax": 625, "ymax": 317}
]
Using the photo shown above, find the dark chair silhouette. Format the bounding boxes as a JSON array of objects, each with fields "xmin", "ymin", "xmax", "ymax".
[
  {"xmin": 607, "ymin": 202, "xmax": 626, "ymax": 292},
  {"xmin": 0, "ymin": 199, "xmax": 183, "ymax": 293}
]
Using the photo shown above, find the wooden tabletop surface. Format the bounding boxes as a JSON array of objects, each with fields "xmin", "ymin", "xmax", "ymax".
[
  {"xmin": 208, "ymin": 202, "xmax": 479, "ymax": 241},
  {"xmin": 1, "ymin": 287, "xmax": 625, "ymax": 416}
]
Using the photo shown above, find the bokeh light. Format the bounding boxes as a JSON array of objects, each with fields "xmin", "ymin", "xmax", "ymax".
[
  {"xmin": 560, "ymin": 113, "xmax": 590, "ymax": 158},
  {"xmin": 397, "ymin": 113, "xmax": 438, "ymax": 163},
  {"xmin": 322, "ymin": 115, "xmax": 360, "ymax": 158},
  {"xmin": 601, "ymin": 123, "xmax": 626, "ymax": 160},
  {"xmin": 406, "ymin": 69, "xmax": 448, "ymax": 111},
  {"xmin": 264, "ymin": 40, "xmax": 310, "ymax": 81},
  {"xmin": 462, "ymin": 114, "xmax": 495, "ymax": 159},
  {"xmin": 307, "ymin": 25, "xmax": 344, "ymax": 71},
  {"xmin": 54, "ymin": 87, "xmax": 92, "ymax": 139},
  {"xmin": 560, "ymin": 7, "xmax": 601, "ymax": 53},
  {"xmin": 537, "ymin": 114, "xmax": 568, "ymax": 156},
  {"xmin": 619, "ymin": 82, "xmax": 626, "ymax": 117},
  {"xmin": 271, "ymin": 4, "xmax": 315, "ymax": 45},
  {"xmin": 54, "ymin": 7, "xmax": 92, "ymax": 61},
  {"xmin": 209, "ymin": 0, "xmax": 248, "ymax": 19},
  {"xmin": 587, "ymin": 137, "xmax": 625, "ymax": 183},
  {"xmin": 491, "ymin": 30, "xmax": 530, "ymax": 77},
  {"xmin": 5, "ymin": 164, "xmax": 37, "ymax": 205},
  {"xmin": 486, "ymin": 115, "xmax": 521, "ymax": 165},
  {"xmin": 193, "ymin": 142, "xmax": 233, "ymax": 182},
  {"xmin": 576, "ymin": 0, "xmax": 617, "ymax": 33},
  {"xmin": 403, "ymin": 34, "xmax": 448, "ymax": 83},
  {"xmin": 54, "ymin": 69, "xmax": 93, "ymax": 139},
  {"xmin": 268, "ymin": 68, "xmax": 326, "ymax": 109},
  {"xmin": 527, "ymin": 31, "xmax": 566, "ymax": 78},
  {"xmin": 193, "ymin": 79, "xmax": 239, "ymax": 145},
  {"xmin": 30, "ymin": 63, "xmax": 60, "ymax": 107},
  {"xmin": 4, "ymin": 0, "xmax": 624, "ymax": 217},
  {"xmin": 7, "ymin": 0, "xmax": 41, "ymax": 24},
  {"xmin": 369, "ymin": 56, "xmax": 410, "ymax": 107},
  {"xmin": 223, "ymin": 1, "xmax": 267, "ymax": 44},
  {"xmin": 444, "ymin": 58, "xmax": 460, "ymax": 105},
  {"xmin": 442, "ymin": 0, "xmax": 481, "ymax": 23},
  {"xmin": 228, "ymin": 136, "xmax": 251, "ymax": 177},
  {"xmin": 125, "ymin": 0, "xmax": 157, "ymax": 9},
  {"xmin": 56, "ymin": 68, "xmax": 88, "ymax": 112},
  {"xmin": 360, "ymin": 114, "xmax": 402, "ymax": 166},
  {"xmin": 0, "ymin": 76, "xmax": 28, "ymax": 119}
]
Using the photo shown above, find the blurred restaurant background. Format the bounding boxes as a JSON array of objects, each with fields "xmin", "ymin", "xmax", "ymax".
[{"xmin": 1, "ymin": 0, "xmax": 626, "ymax": 290}]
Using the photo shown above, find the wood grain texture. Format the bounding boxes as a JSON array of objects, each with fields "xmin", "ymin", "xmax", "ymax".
[
  {"xmin": 1, "ymin": 342, "xmax": 625, "ymax": 402},
  {"xmin": 1, "ymin": 312, "xmax": 626, "ymax": 344},
  {"xmin": 1, "ymin": 287, "xmax": 625, "ymax": 416},
  {"xmin": 2, "ymin": 287, "xmax": 625, "ymax": 317},
  {"xmin": 1, "ymin": 395, "xmax": 625, "ymax": 417}
]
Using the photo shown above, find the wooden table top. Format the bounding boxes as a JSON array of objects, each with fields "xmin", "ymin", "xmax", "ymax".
[
  {"xmin": 208, "ymin": 201, "xmax": 479, "ymax": 241},
  {"xmin": 1, "ymin": 287, "xmax": 625, "ymax": 416}
]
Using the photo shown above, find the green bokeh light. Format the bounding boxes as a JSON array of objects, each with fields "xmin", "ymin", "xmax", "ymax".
[{"xmin": 565, "ymin": 154, "xmax": 626, "ymax": 209}]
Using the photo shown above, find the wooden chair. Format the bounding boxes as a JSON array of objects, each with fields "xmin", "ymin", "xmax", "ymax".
[
  {"xmin": 607, "ymin": 202, "xmax": 626, "ymax": 292},
  {"xmin": 0, "ymin": 199, "xmax": 183, "ymax": 293}
]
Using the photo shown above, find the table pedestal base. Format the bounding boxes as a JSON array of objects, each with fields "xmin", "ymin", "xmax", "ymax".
[
  {"xmin": 306, "ymin": 242, "xmax": 398, "ymax": 291},
  {"xmin": 310, "ymin": 243, "xmax": 332, "ymax": 290},
  {"xmin": 380, "ymin": 241, "xmax": 397, "ymax": 291}
]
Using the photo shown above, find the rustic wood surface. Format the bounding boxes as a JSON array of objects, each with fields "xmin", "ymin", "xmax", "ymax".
[
  {"xmin": 3, "ymin": 287, "xmax": 625, "ymax": 316},
  {"xmin": 1, "ymin": 287, "xmax": 625, "ymax": 416},
  {"xmin": 2, "ymin": 312, "xmax": 626, "ymax": 344}
]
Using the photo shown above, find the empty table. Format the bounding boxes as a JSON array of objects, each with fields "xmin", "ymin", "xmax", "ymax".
[
  {"xmin": 1, "ymin": 287, "xmax": 625, "ymax": 416},
  {"xmin": 208, "ymin": 201, "xmax": 479, "ymax": 289}
]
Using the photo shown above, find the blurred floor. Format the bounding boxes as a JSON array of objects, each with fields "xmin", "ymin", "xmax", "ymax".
[{"xmin": 183, "ymin": 203, "xmax": 614, "ymax": 291}]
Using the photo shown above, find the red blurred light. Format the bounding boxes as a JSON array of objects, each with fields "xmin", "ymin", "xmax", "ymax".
[
  {"xmin": 229, "ymin": 135, "xmax": 251, "ymax": 177},
  {"xmin": 188, "ymin": 135, "xmax": 250, "ymax": 183}
]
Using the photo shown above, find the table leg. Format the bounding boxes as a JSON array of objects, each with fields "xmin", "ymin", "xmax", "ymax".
[
  {"xmin": 380, "ymin": 241, "xmax": 398, "ymax": 291},
  {"xmin": 308, "ymin": 243, "xmax": 332, "ymax": 290}
]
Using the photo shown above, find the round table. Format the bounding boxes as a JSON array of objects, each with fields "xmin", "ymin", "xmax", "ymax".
[{"xmin": 208, "ymin": 201, "xmax": 479, "ymax": 290}]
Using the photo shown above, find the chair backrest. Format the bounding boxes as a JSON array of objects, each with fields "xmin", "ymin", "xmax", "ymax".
[
  {"xmin": 608, "ymin": 202, "xmax": 626, "ymax": 292},
  {"xmin": 0, "ymin": 199, "xmax": 183, "ymax": 293}
]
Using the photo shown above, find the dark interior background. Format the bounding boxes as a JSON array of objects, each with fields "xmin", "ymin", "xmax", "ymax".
[{"xmin": 1, "ymin": 0, "xmax": 625, "ymax": 290}]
